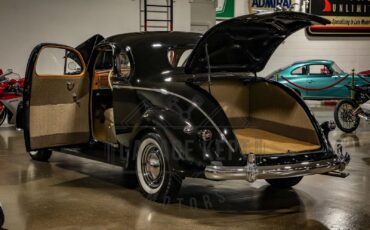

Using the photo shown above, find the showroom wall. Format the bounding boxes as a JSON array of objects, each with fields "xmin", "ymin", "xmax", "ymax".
[
  {"xmin": 218, "ymin": 0, "xmax": 370, "ymax": 76},
  {"xmin": 0, "ymin": 0, "xmax": 190, "ymax": 75},
  {"xmin": 1, "ymin": 0, "xmax": 369, "ymax": 76},
  {"xmin": 190, "ymin": 0, "xmax": 216, "ymax": 33}
]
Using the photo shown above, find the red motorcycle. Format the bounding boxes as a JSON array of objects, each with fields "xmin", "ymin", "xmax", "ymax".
[{"xmin": 0, "ymin": 69, "xmax": 24, "ymax": 126}]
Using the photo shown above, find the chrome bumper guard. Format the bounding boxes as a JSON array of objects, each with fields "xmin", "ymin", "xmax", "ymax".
[{"xmin": 205, "ymin": 144, "xmax": 350, "ymax": 182}]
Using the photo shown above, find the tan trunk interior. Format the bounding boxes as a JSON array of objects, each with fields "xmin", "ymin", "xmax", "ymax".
[{"xmin": 201, "ymin": 80, "xmax": 321, "ymax": 155}]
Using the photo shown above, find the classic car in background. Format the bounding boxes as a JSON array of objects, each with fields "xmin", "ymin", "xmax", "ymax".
[
  {"xmin": 0, "ymin": 202, "xmax": 4, "ymax": 228},
  {"xmin": 21, "ymin": 12, "xmax": 349, "ymax": 203},
  {"xmin": 268, "ymin": 60, "xmax": 370, "ymax": 100},
  {"xmin": 359, "ymin": 70, "xmax": 370, "ymax": 77}
]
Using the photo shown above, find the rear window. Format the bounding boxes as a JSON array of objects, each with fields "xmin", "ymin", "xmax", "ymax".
[{"xmin": 167, "ymin": 48, "xmax": 193, "ymax": 68}]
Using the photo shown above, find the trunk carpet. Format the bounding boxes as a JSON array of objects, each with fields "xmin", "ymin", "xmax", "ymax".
[{"xmin": 234, "ymin": 128, "xmax": 320, "ymax": 155}]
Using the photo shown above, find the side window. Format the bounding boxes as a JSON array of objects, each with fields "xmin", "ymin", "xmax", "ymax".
[
  {"xmin": 309, "ymin": 64, "xmax": 332, "ymax": 75},
  {"xmin": 168, "ymin": 48, "xmax": 193, "ymax": 67},
  {"xmin": 36, "ymin": 47, "xmax": 83, "ymax": 76},
  {"xmin": 95, "ymin": 51, "xmax": 113, "ymax": 71},
  {"xmin": 117, "ymin": 52, "xmax": 131, "ymax": 78},
  {"xmin": 291, "ymin": 66, "xmax": 307, "ymax": 75}
]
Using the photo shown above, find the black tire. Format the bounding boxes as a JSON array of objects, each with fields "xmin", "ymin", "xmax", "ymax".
[
  {"xmin": 334, "ymin": 99, "xmax": 360, "ymax": 133},
  {"xmin": 0, "ymin": 107, "xmax": 7, "ymax": 126},
  {"xmin": 122, "ymin": 160, "xmax": 139, "ymax": 189},
  {"xmin": 135, "ymin": 132, "xmax": 182, "ymax": 203},
  {"xmin": 265, "ymin": 176, "xmax": 303, "ymax": 188},
  {"xmin": 15, "ymin": 102, "xmax": 23, "ymax": 129},
  {"xmin": 28, "ymin": 149, "xmax": 52, "ymax": 162},
  {"xmin": 0, "ymin": 204, "xmax": 4, "ymax": 228}
]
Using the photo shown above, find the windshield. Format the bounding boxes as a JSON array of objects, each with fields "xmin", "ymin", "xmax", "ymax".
[{"xmin": 331, "ymin": 62, "xmax": 344, "ymax": 75}]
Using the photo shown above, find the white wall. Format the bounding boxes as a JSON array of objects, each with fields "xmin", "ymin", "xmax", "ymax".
[
  {"xmin": 232, "ymin": 0, "xmax": 370, "ymax": 76},
  {"xmin": 234, "ymin": 0, "xmax": 249, "ymax": 16},
  {"xmin": 190, "ymin": 0, "xmax": 216, "ymax": 33},
  {"xmin": 0, "ymin": 0, "xmax": 191, "ymax": 75},
  {"xmin": 260, "ymin": 29, "xmax": 370, "ymax": 76}
]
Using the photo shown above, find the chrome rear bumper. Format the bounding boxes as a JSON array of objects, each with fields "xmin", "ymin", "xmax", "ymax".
[{"xmin": 205, "ymin": 145, "xmax": 350, "ymax": 182}]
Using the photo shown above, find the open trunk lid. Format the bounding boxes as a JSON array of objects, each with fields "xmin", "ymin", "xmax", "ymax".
[{"xmin": 185, "ymin": 11, "xmax": 330, "ymax": 74}]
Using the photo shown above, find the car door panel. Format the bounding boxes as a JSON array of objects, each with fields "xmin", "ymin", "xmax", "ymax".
[
  {"xmin": 280, "ymin": 65, "xmax": 308, "ymax": 98},
  {"xmin": 306, "ymin": 65, "xmax": 341, "ymax": 99},
  {"xmin": 24, "ymin": 44, "xmax": 90, "ymax": 151}
]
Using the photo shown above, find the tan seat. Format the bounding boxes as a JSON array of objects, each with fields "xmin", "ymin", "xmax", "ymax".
[{"xmin": 104, "ymin": 108, "xmax": 117, "ymax": 143}]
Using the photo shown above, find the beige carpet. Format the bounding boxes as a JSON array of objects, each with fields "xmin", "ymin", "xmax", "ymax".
[{"xmin": 235, "ymin": 128, "xmax": 320, "ymax": 155}]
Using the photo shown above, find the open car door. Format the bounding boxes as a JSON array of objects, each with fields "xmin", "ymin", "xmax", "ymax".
[{"xmin": 23, "ymin": 44, "xmax": 90, "ymax": 151}]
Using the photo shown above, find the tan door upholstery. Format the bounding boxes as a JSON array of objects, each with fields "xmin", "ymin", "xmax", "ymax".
[
  {"xmin": 29, "ymin": 46, "xmax": 90, "ymax": 149},
  {"xmin": 104, "ymin": 108, "xmax": 117, "ymax": 143}
]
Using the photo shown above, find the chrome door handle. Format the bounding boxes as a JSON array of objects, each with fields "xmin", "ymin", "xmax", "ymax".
[
  {"xmin": 66, "ymin": 81, "xmax": 75, "ymax": 91},
  {"xmin": 71, "ymin": 92, "xmax": 80, "ymax": 106}
]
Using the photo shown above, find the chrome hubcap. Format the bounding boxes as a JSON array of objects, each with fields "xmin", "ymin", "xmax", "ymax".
[{"xmin": 141, "ymin": 142, "xmax": 164, "ymax": 190}]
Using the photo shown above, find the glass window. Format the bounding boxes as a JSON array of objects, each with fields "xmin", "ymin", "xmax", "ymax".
[
  {"xmin": 168, "ymin": 48, "xmax": 193, "ymax": 67},
  {"xmin": 331, "ymin": 63, "xmax": 344, "ymax": 75},
  {"xmin": 309, "ymin": 64, "xmax": 331, "ymax": 75},
  {"xmin": 95, "ymin": 50, "xmax": 131, "ymax": 78},
  {"xmin": 95, "ymin": 51, "xmax": 113, "ymax": 70},
  {"xmin": 291, "ymin": 66, "xmax": 308, "ymax": 75},
  {"xmin": 117, "ymin": 52, "xmax": 131, "ymax": 78},
  {"xmin": 36, "ymin": 47, "xmax": 83, "ymax": 76}
]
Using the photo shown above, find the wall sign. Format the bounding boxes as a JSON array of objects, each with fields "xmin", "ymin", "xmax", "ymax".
[
  {"xmin": 250, "ymin": 0, "xmax": 295, "ymax": 12},
  {"xmin": 216, "ymin": 0, "xmax": 235, "ymax": 19},
  {"xmin": 308, "ymin": 0, "xmax": 370, "ymax": 36}
]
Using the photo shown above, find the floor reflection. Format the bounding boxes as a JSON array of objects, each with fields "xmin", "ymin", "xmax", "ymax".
[
  {"xmin": 0, "ymin": 106, "xmax": 369, "ymax": 229},
  {"xmin": 178, "ymin": 183, "xmax": 305, "ymax": 214}
]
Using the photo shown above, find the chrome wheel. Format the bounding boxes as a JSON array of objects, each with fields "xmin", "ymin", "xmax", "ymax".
[
  {"xmin": 338, "ymin": 103, "xmax": 358, "ymax": 129},
  {"xmin": 137, "ymin": 138, "xmax": 165, "ymax": 194},
  {"xmin": 335, "ymin": 99, "xmax": 360, "ymax": 133}
]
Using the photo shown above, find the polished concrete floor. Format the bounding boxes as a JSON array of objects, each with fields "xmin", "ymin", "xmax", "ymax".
[{"xmin": 1, "ymin": 106, "xmax": 370, "ymax": 230}]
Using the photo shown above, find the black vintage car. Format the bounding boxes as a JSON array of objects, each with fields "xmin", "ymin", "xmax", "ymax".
[
  {"xmin": 0, "ymin": 202, "xmax": 3, "ymax": 228},
  {"xmin": 21, "ymin": 12, "xmax": 350, "ymax": 202}
]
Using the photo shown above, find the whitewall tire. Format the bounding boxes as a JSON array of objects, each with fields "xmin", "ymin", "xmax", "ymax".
[
  {"xmin": 28, "ymin": 149, "xmax": 52, "ymax": 162},
  {"xmin": 135, "ymin": 132, "xmax": 182, "ymax": 203}
]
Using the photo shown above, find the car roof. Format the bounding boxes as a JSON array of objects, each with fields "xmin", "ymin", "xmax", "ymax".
[
  {"xmin": 105, "ymin": 32, "xmax": 201, "ymax": 49},
  {"xmin": 291, "ymin": 59, "xmax": 334, "ymax": 66},
  {"xmin": 103, "ymin": 32, "xmax": 202, "ymax": 80}
]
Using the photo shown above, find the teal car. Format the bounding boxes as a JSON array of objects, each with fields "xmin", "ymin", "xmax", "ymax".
[{"xmin": 269, "ymin": 60, "xmax": 370, "ymax": 100}]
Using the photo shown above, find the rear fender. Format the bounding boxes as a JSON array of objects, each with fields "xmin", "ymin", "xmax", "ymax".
[{"xmin": 127, "ymin": 108, "xmax": 207, "ymax": 175}]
